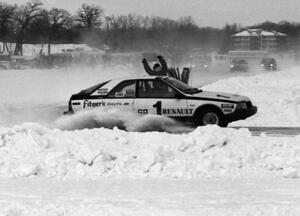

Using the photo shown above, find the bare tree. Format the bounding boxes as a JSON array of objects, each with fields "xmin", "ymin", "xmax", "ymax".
[
  {"xmin": 42, "ymin": 8, "xmax": 71, "ymax": 55},
  {"xmin": 13, "ymin": 0, "xmax": 43, "ymax": 55},
  {"xmin": 77, "ymin": 4, "xmax": 104, "ymax": 30},
  {"xmin": 0, "ymin": 3, "xmax": 16, "ymax": 52}
]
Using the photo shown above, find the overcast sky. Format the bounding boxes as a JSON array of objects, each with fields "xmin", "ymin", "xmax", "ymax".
[{"xmin": 3, "ymin": 0, "xmax": 300, "ymax": 28}]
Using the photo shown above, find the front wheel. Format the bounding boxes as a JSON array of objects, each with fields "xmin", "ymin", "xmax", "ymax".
[{"xmin": 195, "ymin": 109, "xmax": 228, "ymax": 127}]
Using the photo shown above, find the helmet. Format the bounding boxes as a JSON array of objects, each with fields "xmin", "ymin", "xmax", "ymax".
[{"xmin": 153, "ymin": 63, "xmax": 162, "ymax": 71}]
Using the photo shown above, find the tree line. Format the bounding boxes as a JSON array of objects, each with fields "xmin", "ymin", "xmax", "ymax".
[{"xmin": 0, "ymin": 0, "xmax": 300, "ymax": 55}]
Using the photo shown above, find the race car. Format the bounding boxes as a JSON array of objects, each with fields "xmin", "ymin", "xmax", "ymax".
[
  {"xmin": 64, "ymin": 76, "xmax": 257, "ymax": 127},
  {"xmin": 260, "ymin": 58, "xmax": 277, "ymax": 71},
  {"xmin": 229, "ymin": 59, "xmax": 249, "ymax": 72}
]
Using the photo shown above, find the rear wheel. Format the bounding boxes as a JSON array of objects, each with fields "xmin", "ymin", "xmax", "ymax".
[{"xmin": 195, "ymin": 108, "xmax": 228, "ymax": 127}]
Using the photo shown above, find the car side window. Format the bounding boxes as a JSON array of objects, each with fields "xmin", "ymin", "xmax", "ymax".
[
  {"xmin": 107, "ymin": 80, "xmax": 136, "ymax": 98},
  {"xmin": 138, "ymin": 80, "xmax": 177, "ymax": 98}
]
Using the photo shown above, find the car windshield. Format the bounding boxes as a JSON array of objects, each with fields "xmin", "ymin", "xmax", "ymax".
[
  {"xmin": 78, "ymin": 80, "xmax": 110, "ymax": 95},
  {"xmin": 232, "ymin": 59, "xmax": 246, "ymax": 64},
  {"xmin": 163, "ymin": 77, "xmax": 202, "ymax": 94},
  {"xmin": 262, "ymin": 58, "xmax": 275, "ymax": 64}
]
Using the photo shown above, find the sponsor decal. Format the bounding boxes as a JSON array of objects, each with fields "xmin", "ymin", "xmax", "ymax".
[
  {"xmin": 221, "ymin": 104, "xmax": 234, "ymax": 109},
  {"xmin": 83, "ymin": 100, "xmax": 105, "ymax": 108},
  {"xmin": 162, "ymin": 108, "xmax": 193, "ymax": 115},
  {"xmin": 72, "ymin": 102, "xmax": 81, "ymax": 106},
  {"xmin": 115, "ymin": 92, "xmax": 124, "ymax": 97},
  {"xmin": 138, "ymin": 109, "xmax": 148, "ymax": 115},
  {"xmin": 97, "ymin": 88, "xmax": 108, "ymax": 95},
  {"xmin": 107, "ymin": 102, "xmax": 122, "ymax": 106},
  {"xmin": 223, "ymin": 109, "xmax": 233, "ymax": 113},
  {"xmin": 123, "ymin": 102, "xmax": 130, "ymax": 105}
]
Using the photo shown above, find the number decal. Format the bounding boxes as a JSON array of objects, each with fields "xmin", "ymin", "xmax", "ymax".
[
  {"xmin": 153, "ymin": 101, "xmax": 162, "ymax": 115},
  {"xmin": 138, "ymin": 109, "xmax": 148, "ymax": 115}
]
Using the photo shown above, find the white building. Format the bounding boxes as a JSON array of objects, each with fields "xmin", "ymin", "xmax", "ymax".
[{"xmin": 232, "ymin": 29, "xmax": 287, "ymax": 52}]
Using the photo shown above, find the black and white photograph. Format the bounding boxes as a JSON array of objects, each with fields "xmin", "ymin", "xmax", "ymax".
[{"xmin": 0, "ymin": 0, "xmax": 300, "ymax": 215}]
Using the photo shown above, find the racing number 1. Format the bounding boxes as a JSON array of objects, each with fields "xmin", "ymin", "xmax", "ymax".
[{"xmin": 153, "ymin": 101, "xmax": 162, "ymax": 115}]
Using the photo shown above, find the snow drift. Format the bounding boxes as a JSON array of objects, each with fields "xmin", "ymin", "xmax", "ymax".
[{"xmin": 0, "ymin": 123, "xmax": 300, "ymax": 179}]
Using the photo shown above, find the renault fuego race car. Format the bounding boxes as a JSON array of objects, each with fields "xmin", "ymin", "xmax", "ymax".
[{"xmin": 64, "ymin": 76, "xmax": 257, "ymax": 127}]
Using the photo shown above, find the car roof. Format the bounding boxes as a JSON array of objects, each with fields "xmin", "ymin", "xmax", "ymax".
[
  {"xmin": 262, "ymin": 58, "xmax": 275, "ymax": 61},
  {"xmin": 109, "ymin": 76, "xmax": 167, "ymax": 82},
  {"xmin": 232, "ymin": 59, "xmax": 247, "ymax": 63}
]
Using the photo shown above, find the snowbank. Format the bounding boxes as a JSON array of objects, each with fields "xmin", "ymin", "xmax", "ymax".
[
  {"xmin": 1, "ymin": 42, "xmax": 99, "ymax": 56},
  {"xmin": 203, "ymin": 67, "xmax": 300, "ymax": 126},
  {"xmin": 1, "ymin": 123, "xmax": 300, "ymax": 179}
]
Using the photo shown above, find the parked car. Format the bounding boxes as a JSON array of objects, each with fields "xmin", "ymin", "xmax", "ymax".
[
  {"xmin": 229, "ymin": 59, "xmax": 248, "ymax": 72},
  {"xmin": 64, "ymin": 76, "xmax": 257, "ymax": 127},
  {"xmin": 260, "ymin": 58, "xmax": 277, "ymax": 71}
]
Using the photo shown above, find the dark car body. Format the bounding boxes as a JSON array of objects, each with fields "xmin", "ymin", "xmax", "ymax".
[
  {"xmin": 230, "ymin": 59, "xmax": 249, "ymax": 72},
  {"xmin": 260, "ymin": 58, "xmax": 277, "ymax": 71}
]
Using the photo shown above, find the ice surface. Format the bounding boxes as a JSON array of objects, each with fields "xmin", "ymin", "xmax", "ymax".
[{"xmin": 1, "ymin": 177, "xmax": 300, "ymax": 216}]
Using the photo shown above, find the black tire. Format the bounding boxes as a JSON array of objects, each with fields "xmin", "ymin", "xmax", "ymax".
[{"xmin": 195, "ymin": 108, "xmax": 228, "ymax": 127}]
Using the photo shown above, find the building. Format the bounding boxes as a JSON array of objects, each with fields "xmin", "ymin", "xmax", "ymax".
[{"xmin": 232, "ymin": 29, "xmax": 287, "ymax": 52}]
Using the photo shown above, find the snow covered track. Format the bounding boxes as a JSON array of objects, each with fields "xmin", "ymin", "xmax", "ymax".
[
  {"xmin": 1, "ymin": 178, "xmax": 300, "ymax": 216},
  {"xmin": 231, "ymin": 127, "xmax": 300, "ymax": 137}
]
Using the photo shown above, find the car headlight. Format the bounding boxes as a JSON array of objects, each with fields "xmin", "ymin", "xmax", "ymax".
[
  {"xmin": 236, "ymin": 102, "xmax": 247, "ymax": 109},
  {"xmin": 204, "ymin": 64, "xmax": 208, "ymax": 68},
  {"xmin": 230, "ymin": 65, "xmax": 234, "ymax": 68},
  {"xmin": 270, "ymin": 64, "xmax": 273, "ymax": 67},
  {"xmin": 260, "ymin": 64, "xmax": 264, "ymax": 67}
]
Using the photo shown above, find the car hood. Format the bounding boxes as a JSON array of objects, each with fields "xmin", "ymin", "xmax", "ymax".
[{"xmin": 189, "ymin": 91, "xmax": 250, "ymax": 102}]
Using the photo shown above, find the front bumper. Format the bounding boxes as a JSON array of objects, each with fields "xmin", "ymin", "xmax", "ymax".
[
  {"xmin": 264, "ymin": 66, "xmax": 277, "ymax": 71},
  {"xmin": 63, "ymin": 110, "xmax": 74, "ymax": 115},
  {"xmin": 224, "ymin": 106, "xmax": 257, "ymax": 122},
  {"xmin": 63, "ymin": 99, "xmax": 74, "ymax": 115}
]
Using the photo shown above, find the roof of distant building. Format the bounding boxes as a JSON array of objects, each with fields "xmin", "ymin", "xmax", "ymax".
[{"xmin": 233, "ymin": 29, "xmax": 287, "ymax": 37}]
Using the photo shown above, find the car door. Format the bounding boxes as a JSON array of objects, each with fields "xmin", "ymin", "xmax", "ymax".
[
  {"xmin": 134, "ymin": 79, "xmax": 189, "ymax": 117},
  {"xmin": 104, "ymin": 80, "xmax": 136, "ymax": 112}
]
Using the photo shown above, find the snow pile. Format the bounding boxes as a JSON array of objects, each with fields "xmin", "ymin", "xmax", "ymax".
[
  {"xmin": 0, "ymin": 123, "xmax": 300, "ymax": 179},
  {"xmin": 203, "ymin": 67, "xmax": 300, "ymax": 126}
]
